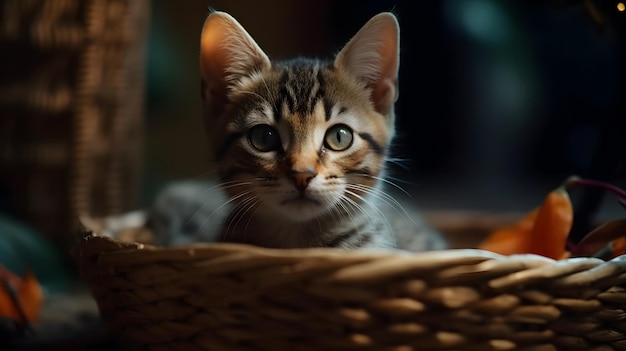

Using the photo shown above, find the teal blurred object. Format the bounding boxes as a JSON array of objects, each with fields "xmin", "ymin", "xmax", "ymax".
[{"xmin": 0, "ymin": 214, "xmax": 73, "ymax": 295}]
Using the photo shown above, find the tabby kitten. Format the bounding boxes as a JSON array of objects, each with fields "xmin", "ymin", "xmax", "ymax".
[{"xmin": 150, "ymin": 11, "xmax": 445, "ymax": 251}]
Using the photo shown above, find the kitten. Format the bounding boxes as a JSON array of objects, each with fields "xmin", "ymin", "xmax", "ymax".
[{"xmin": 149, "ymin": 11, "xmax": 445, "ymax": 251}]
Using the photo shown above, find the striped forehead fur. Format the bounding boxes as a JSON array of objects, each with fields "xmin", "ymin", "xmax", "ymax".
[{"xmin": 230, "ymin": 59, "xmax": 377, "ymax": 125}]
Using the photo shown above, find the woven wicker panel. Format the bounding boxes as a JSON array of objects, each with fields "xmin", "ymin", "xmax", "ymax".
[
  {"xmin": 75, "ymin": 232, "xmax": 626, "ymax": 351},
  {"xmin": 0, "ymin": 0, "xmax": 149, "ymax": 247}
]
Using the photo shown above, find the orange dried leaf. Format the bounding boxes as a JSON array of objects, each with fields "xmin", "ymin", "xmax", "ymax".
[
  {"xmin": 0, "ymin": 281, "xmax": 21, "ymax": 320},
  {"xmin": 0, "ymin": 265, "xmax": 22, "ymax": 320},
  {"xmin": 480, "ymin": 227, "xmax": 529, "ymax": 255},
  {"xmin": 480, "ymin": 209, "xmax": 537, "ymax": 255},
  {"xmin": 480, "ymin": 185, "xmax": 573, "ymax": 260},
  {"xmin": 528, "ymin": 187, "xmax": 573, "ymax": 259},
  {"xmin": 0, "ymin": 268, "xmax": 43, "ymax": 323},
  {"xmin": 612, "ymin": 237, "xmax": 626, "ymax": 258},
  {"xmin": 19, "ymin": 270, "xmax": 43, "ymax": 322}
]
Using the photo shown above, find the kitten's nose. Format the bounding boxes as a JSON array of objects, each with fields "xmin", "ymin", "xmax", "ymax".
[{"xmin": 291, "ymin": 170, "xmax": 316, "ymax": 191}]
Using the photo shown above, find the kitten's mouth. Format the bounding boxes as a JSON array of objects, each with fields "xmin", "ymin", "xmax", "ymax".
[
  {"xmin": 281, "ymin": 195, "xmax": 321, "ymax": 206},
  {"xmin": 277, "ymin": 194, "xmax": 327, "ymax": 221}
]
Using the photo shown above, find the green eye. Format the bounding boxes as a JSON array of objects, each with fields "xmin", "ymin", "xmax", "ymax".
[
  {"xmin": 248, "ymin": 124, "xmax": 281, "ymax": 152},
  {"xmin": 324, "ymin": 124, "xmax": 353, "ymax": 151}
]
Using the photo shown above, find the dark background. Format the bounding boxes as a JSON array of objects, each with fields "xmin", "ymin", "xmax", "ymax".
[{"xmin": 143, "ymin": 0, "xmax": 626, "ymax": 217}]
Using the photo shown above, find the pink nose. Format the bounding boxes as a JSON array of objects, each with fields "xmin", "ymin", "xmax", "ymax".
[{"xmin": 291, "ymin": 171, "xmax": 316, "ymax": 191}]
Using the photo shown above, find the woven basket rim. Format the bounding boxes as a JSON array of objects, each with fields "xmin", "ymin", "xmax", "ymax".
[
  {"xmin": 76, "ymin": 231, "xmax": 626, "ymax": 289},
  {"xmin": 77, "ymin": 230, "xmax": 544, "ymax": 263}
]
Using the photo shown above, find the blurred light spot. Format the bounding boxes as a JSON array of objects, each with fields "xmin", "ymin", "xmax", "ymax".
[
  {"xmin": 618, "ymin": 2, "xmax": 625, "ymax": 12},
  {"xmin": 489, "ymin": 63, "xmax": 527, "ymax": 114},
  {"xmin": 459, "ymin": 0, "xmax": 511, "ymax": 45}
]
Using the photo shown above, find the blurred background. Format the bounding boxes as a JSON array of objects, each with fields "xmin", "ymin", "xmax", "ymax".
[{"xmin": 0, "ymin": 0, "xmax": 625, "ymax": 347}]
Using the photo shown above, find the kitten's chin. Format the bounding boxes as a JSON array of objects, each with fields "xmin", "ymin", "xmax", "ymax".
[{"xmin": 271, "ymin": 196, "xmax": 328, "ymax": 222}]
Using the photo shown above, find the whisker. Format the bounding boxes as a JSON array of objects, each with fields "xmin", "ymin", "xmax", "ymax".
[
  {"xmin": 184, "ymin": 177, "xmax": 267, "ymax": 225},
  {"xmin": 346, "ymin": 183, "xmax": 417, "ymax": 227},
  {"xmin": 338, "ymin": 197, "xmax": 365, "ymax": 227},
  {"xmin": 351, "ymin": 173, "xmax": 412, "ymax": 198},
  {"xmin": 339, "ymin": 192, "xmax": 390, "ymax": 239},
  {"xmin": 340, "ymin": 191, "xmax": 374, "ymax": 226},
  {"xmin": 242, "ymin": 199, "xmax": 262, "ymax": 243},
  {"xmin": 343, "ymin": 189, "xmax": 394, "ymax": 236},
  {"xmin": 197, "ymin": 189, "xmax": 256, "ymax": 233},
  {"xmin": 385, "ymin": 157, "xmax": 412, "ymax": 171},
  {"xmin": 347, "ymin": 183, "xmax": 402, "ymax": 209},
  {"xmin": 222, "ymin": 193, "xmax": 258, "ymax": 242},
  {"xmin": 334, "ymin": 195, "xmax": 357, "ymax": 224},
  {"xmin": 185, "ymin": 181, "xmax": 254, "ymax": 225}
]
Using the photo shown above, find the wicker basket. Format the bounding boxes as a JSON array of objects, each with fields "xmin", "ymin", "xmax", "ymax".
[
  {"xmin": 0, "ymin": 0, "xmax": 149, "ymax": 247},
  {"xmin": 74, "ymin": 229, "xmax": 626, "ymax": 351}
]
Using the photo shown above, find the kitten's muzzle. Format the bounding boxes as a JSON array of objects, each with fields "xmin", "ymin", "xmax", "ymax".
[{"xmin": 290, "ymin": 170, "xmax": 316, "ymax": 191}]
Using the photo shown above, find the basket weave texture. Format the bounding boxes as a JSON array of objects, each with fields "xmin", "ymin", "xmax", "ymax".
[
  {"xmin": 0, "ymin": 0, "xmax": 148, "ymax": 247},
  {"xmin": 75, "ymin": 231, "xmax": 626, "ymax": 351}
]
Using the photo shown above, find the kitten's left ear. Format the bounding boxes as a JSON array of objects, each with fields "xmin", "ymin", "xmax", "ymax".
[
  {"xmin": 334, "ymin": 12, "xmax": 400, "ymax": 116},
  {"xmin": 200, "ymin": 11, "xmax": 271, "ymax": 118}
]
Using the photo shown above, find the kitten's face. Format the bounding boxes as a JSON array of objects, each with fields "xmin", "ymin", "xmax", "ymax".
[
  {"xmin": 200, "ymin": 12, "xmax": 399, "ymax": 223},
  {"xmin": 217, "ymin": 62, "xmax": 390, "ymax": 221}
]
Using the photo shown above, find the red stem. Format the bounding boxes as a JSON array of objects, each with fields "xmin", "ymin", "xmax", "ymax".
[{"xmin": 566, "ymin": 177, "xmax": 626, "ymax": 199}]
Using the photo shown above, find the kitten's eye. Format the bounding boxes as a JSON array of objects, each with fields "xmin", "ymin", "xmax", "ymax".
[
  {"xmin": 324, "ymin": 124, "xmax": 353, "ymax": 151},
  {"xmin": 248, "ymin": 124, "xmax": 281, "ymax": 152}
]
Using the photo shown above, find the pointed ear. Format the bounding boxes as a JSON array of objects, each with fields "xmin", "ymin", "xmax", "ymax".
[
  {"xmin": 334, "ymin": 12, "xmax": 400, "ymax": 116},
  {"xmin": 200, "ymin": 11, "xmax": 271, "ymax": 117}
]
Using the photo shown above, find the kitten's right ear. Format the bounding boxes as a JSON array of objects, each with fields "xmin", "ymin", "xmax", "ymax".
[
  {"xmin": 334, "ymin": 12, "xmax": 400, "ymax": 117},
  {"xmin": 200, "ymin": 11, "xmax": 270, "ymax": 116}
]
